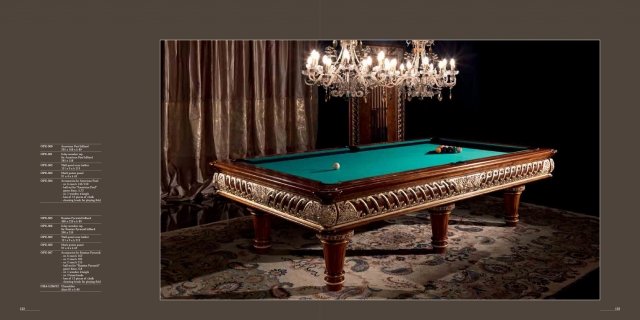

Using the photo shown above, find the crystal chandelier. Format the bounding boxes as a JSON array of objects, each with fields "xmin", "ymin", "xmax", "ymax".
[
  {"xmin": 368, "ymin": 40, "xmax": 458, "ymax": 100},
  {"xmin": 302, "ymin": 40, "xmax": 376, "ymax": 99},
  {"xmin": 398, "ymin": 40, "xmax": 459, "ymax": 101},
  {"xmin": 302, "ymin": 40, "xmax": 459, "ymax": 101}
]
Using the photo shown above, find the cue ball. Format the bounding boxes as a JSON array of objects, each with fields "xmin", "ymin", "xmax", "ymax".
[{"xmin": 332, "ymin": 162, "xmax": 341, "ymax": 170}]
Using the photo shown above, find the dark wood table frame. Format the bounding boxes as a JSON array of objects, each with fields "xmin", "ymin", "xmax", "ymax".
[{"xmin": 211, "ymin": 142, "xmax": 556, "ymax": 291}]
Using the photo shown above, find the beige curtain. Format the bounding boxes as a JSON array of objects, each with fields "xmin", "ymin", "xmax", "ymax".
[{"xmin": 161, "ymin": 40, "xmax": 318, "ymax": 200}]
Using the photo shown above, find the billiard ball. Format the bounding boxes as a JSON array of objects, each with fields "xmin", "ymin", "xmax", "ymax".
[
  {"xmin": 332, "ymin": 162, "xmax": 341, "ymax": 170},
  {"xmin": 456, "ymin": 147, "xmax": 463, "ymax": 153},
  {"xmin": 435, "ymin": 146, "xmax": 442, "ymax": 153}
]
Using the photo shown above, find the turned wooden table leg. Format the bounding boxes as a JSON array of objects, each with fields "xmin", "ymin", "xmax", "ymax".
[
  {"xmin": 317, "ymin": 230, "xmax": 354, "ymax": 291},
  {"xmin": 248, "ymin": 208, "xmax": 271, "ymax": 253},
  {"xmin": 428, "ymin": 203, "xmax": 455, "ymax": 254},
  {"xmin": 504, "ymin": 185, "xmax": 526, "ymax": 227}
]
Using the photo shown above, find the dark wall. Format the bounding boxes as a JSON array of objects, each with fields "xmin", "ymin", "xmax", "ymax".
[
  {"xmin": 316, "ymin": 89, "xmax": 350, "ymax": 148},
  {"xmin": 317, "ymin": 41, "xmax": 600, "ymax": 216}
]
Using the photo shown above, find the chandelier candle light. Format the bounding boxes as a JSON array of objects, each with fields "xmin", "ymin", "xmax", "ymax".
[{"xmin": 303, "ymin": 40, "xmax": 459, "ymax": 101}]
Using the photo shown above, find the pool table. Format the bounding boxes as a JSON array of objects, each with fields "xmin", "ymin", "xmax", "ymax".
[{"xmin": 211, "ymin": 138, "xmax": 556, "ymax": 291}]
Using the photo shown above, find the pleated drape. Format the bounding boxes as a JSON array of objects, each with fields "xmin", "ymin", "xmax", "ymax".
[{"xmin": 161, "ymin": 40, "xmax": 318, "ymax": 199}]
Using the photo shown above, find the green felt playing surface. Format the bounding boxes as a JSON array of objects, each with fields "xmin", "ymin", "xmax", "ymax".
[{"xmin": 244, "ymin": 139, "xmax": 508, "ymax": 184}]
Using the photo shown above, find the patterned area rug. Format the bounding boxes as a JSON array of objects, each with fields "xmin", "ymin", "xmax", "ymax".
[{"xmin": 161, "ymin": 196, "xmax": 599, "ymax": 299}]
